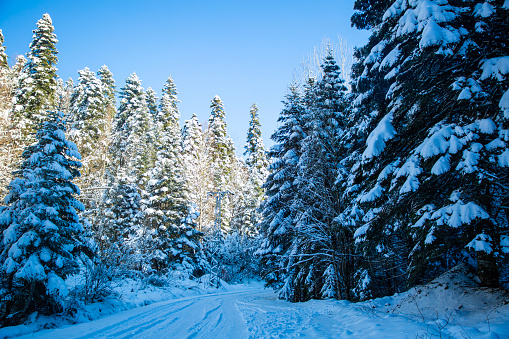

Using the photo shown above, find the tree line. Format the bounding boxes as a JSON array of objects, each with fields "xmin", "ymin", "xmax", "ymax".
[{"xmin": 0, "ymin": 14, "xmax": 268, "ymax": 326}]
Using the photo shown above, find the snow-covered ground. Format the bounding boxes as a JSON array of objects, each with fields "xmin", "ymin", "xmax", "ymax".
[{"xmin": 1, "ymin": 266, "xmax": 508, "ymax": 338}]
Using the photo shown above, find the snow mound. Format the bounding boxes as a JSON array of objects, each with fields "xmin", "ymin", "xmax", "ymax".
[{"xmin": 363, "ymin": 264, "xmax": 509, "ymax": 338}]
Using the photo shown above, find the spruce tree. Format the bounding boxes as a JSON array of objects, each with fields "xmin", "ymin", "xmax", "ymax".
[
  {"xmin": 0, "ymin": 56, "xmax": 25, "ymax": 200},
  {"xmin": 0, "ymin": 29, "xmax": 7, "ymax": 69},
  {"xmin": 239, "ymin": 103, "xmax": 269, "ymax": 235},
  {"xmin": 205, "ymin": 96, "xmax": 236, "ymax": 233},
  {"xmin": 101, "ymin": 74, "xmax": 151, "ymax": 257},
  {"xmin": 289, "ymin": 51, "xmax": 352, "ymax": 301},
  {"xmin": 97, "ymin": 65, "xmax": 116, "ymax": 122},
  {"xmin": 109, "ymin": 73, "xmax": 153, "ymax": 187},
  {"xmin": 257, "ymin": 84, "xmax": 306, "ymax": 297},
  {"xmin": 11, "ymin": 14, "xmax": 59, "ymax": 138},
  {"xmin": 145, "ymin": 87, "xmax": 158, "ymax": 119},
  {"xmin": 0, "ymin": 30, "xmax": 11, "ymax": 199},
  {"xmin": 182, "ymin": 114, "xmax": 207, "ymax": 230},
  {"xmin": 0, "ymin": 111, "xmax": 91, "ymax": 325},
  {"xmin": 144, "ymin": 77, "xmax": 202, "ymax": 272},
  {"xmin": 68, "ymin": 67, "xmax": 114, "ymax": 215},
  {"xmin": 344, "ymin": 0, "xmax": 509, "ymax": 297}
]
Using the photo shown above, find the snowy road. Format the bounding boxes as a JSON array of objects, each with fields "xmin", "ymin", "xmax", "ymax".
[
  {"xmin": 17, "ymin": 288, "xmax": 429, "ymax": 339},
  {"xmin": 15, "ymin": 286, "xmax": 493, "ymax": 339}
]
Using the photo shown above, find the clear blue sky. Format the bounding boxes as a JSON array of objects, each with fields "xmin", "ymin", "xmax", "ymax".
[{"xmin": 0, "ymin": 0, "xmax": 369, "ymax": 155}]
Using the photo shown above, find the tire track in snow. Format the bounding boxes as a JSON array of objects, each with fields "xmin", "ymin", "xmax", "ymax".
[
  {"xmin": 186, "ymin": 301, "xmax": 224, "ymax": 339},
  {"xmin": 74, "ymin": 300, "xmax": 195, "ymax": 339}
]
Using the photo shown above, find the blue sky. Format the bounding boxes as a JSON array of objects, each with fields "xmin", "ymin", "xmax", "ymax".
[{"xmin": 0, "ymin": 0, "xmax": 369, "ymax": 155}]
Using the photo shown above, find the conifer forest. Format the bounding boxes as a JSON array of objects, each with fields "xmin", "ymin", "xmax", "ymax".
[{"xmin": 0, "ymin": 0, "xmax": 508, "ymax": 335}]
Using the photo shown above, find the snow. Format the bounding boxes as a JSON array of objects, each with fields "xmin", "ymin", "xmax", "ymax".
[
  {"xmin": 478, "ymin": 118, "xmax": 496, "ymax": 134},
  {"xmin": 2, "ymin": 267, "xmax": 507, "ymax": 339},
  {"xmin": 500, "ymin": 89, "xmax": 509, "ymax": 119},
  {"xmin": 498, "ymin": 149, "xmax": 509, "ymax": 167},
  {"xmin": 474, "ymin": 2, "xmax": 495, "ymax": 18},
  {"xmin": 379, "ymin": 46, "xmax": 400, "ymax": 70},
  {"xmin": 480, "ymin": 57, "xmax": 509, "ymax": 82},
  {"xmin": 395, "ymin": 155, "xmax": 422, "ymax": 194},
  {"xmin": 46, "ymin": 272, "xmax": 68, "ymax": 298},
  {"xmin": 15, "ymin": 255, "xmax": 46, "ymax": 280},
  {"xmin": 359, "ymin": 184, "xmax": 384, "ymax": 203},
  {"xmin": 362, "ymin": 113, "xmax": 396, "ymax": 160},
  {"xmin": 467, "ymin": 234, "xmax": 493, "ymax": 254},
  {"xmin": 419, "ymin": 19, "xmax": 460, "ymax": 49},
  {"xmin": 431, "ymin": 154, "xmax": 450, "ymax": 175},
  {"xmin": 430, "ymin": 200, "xmax": 489, "ymax": 228},
  {"xmin": 419, "ymin": 124, "xmax": 453, "ymax": 158}
]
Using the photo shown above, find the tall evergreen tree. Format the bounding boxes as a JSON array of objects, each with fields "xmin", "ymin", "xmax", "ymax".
[
  {"xmin": 0, "ymin": 56, "xmax": 25, "ymax": 200},
  {"xmin": 145, "ymin": 87, "xmax": 158, "ymax": 119},
  {"xmin": 68, "ymin": 67, "xmax": 114, "ymax": 214},
  {"xmin": 97, "ymin": 65, "xmax": 116, "ymax": 121},
  {"xmin": 101, "ymin": 73, "xmax": 151, "ymax": 256},
  {"xmin": 109, "ymin": 73, "xmax": 153, "ymax": 187},
  {"xmin": 343, "ymin": 0, "xmax": 509, "ymax": 298},
  {"xmin": 11, "ymin": 14, "xmax": 58, "ymax": 138},
  {"xmin": 205, "ymin": 95, "xmax": 236, "ymax": 233},
  {"xmin": 0, "ymin": 111, "xmax": 91, "ymax": 326},
  {"xmin": 182, "ymin": 113, "xmax": 207, "ymax": 230},
  {"xmin": 143, "ymin": 77, "xmax": 202, "ymax": 272},
  {"xmin": 237, "ymin": 103, "xmax": 269, "ymax": 235},
  {"xmin": 0, "ymin": 29, "xmax": 7, "ymax": 69},
  {"xmin": 257, "ymin": 85, "xmax": 306, "ymax": 297}
]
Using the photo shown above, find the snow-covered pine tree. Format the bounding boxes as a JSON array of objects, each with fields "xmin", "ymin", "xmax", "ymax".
[
  {"xmin": 145, "ymin": 87, "xmax": 158, "ymax": 119},
  {"xmin": 290, "ymin": 50, "xmax": 353, "ymax": 301},
  {"xmin": 0, "ymin": 29, "xmax": 7, "ymax": 69},
  {"xmin": 109, "ymin": 73, "xmax": 154, "ymax": 188},
  {"xmin": 11, "ymin": 14, "xmax": 59, "ymax": 139},
  {"xmin": 0, "ymin": 30, "xmax": 12, "ymax": 199},
  {"xmin": 244, "ymin": 103, "xmax": 269, "ymax": 192},
  {"xmin": 0, "ymin": 55, "xmax": 26, "ymax": 200},
  {"xmin": 68, "ymin": 68, "xmax": 112, "ymax": 191},
  {"xmin": 101, "ymin": 74, "xmax": 152, "ymax": 258},
  {"xmin": 204, "ymin": 96, "xmax": 237, "ymax": 233},
  {"xmin": 99, "ymin": 177, "xmax": 144, "ymax": 264},
  {"xmin": 257, "ymin": 84, "xmax": 306, "ymax": 296},
  {"xmin": 55, "ymin": 78, "xmax": 74, "ymax": 118},
  {"xmin": 97, "ymin": 65, "xmax": 116, "ymax": 122},
  {"xmin": 143, "ymin": 76, "xmax": 203, "ymax": 273},
  {"xmin": 231, "ymin": 104, "xmax": 269, "ymax": 236},
  {"xmin": 346, "ymin": 0, "xmax": 509, "ymax": 297},
  {"xmin": 182, "ymin": 113, "xmax": 207, "ymax": 230},
  {"xmin": 0, "ymin": 111, "xmax": 91, "ymax": 326}
]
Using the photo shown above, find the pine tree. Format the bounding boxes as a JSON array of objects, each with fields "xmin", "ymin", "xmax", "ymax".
[
  {"xmin": 0, "ymin": 29, "xmax": 7, "ymax": 69},
  {"xmin": 67, "ymin": 67, "xmax": 114, "ymax": 215},
  {"xmin": 257, "ymin": 84, "xmax": 306, "ymax": 295},
  {"xmin": 11, "ymin": 14, "xmax": 59, "ymax": 138},
  {"xmin": 204, "ymin": 96, "xmax": 236, "ymax": 233},
  {"xmin": 0, "ymin": 111, "xmax": 91, "ymax": 325},
  {"xmin": 109, "ymin": 73, "xmax": 153, "ymax": 187},
  {"xmin": 344, "ymin": 0, "xmax": 509, "ymax": 297},
  {"xmin": 182, "ymin": 113, "xmax": 207, "ymax": 230},
  {"xmin": 145, "ymin": 87, "xmax": 158, "ymax": 119},
  {"xmin": 55, "ymin": 78, "xmax": 73, "ymax": 118},
  {"xmin": 0, "ymin": 56, "xmax": 26, "ymax": 200},
  {"xmin": 244, "ymin": 103, "xmax": 269, "ymax": 195},
  {"xmin": 101, "ymin": 74, "xmax": 152, "ymax": 258},
  {"xmin": 143, "ymin": 77, "xmax": 202, "ymax": 272},
  {"xmin": 97, "ymin": 65, "xmax": 116, "ymax": 121},
  {"xmin": 0, "ymin": 30, "xmax": 12, "ymax": 198},
  {"xmin": 239, "ymin": 103, "xmax": 269, "ymax": 235}
]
